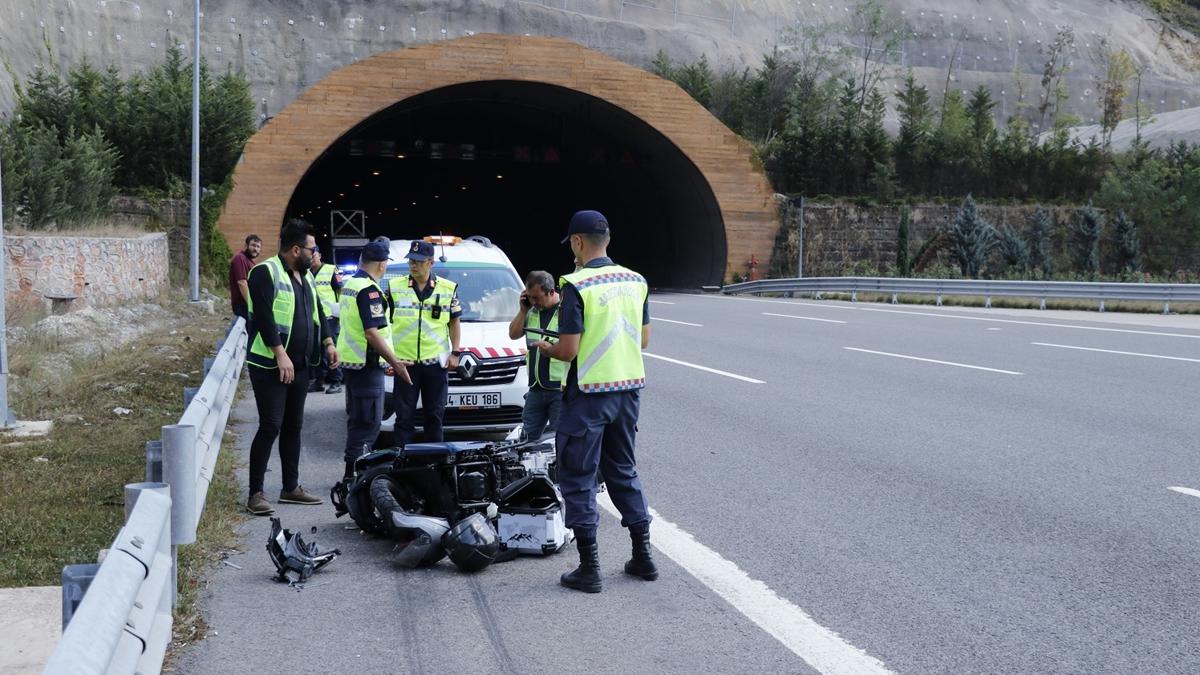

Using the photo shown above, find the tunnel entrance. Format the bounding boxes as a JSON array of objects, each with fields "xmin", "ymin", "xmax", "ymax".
[{"xmin": 284, "ymin": 80, "xmax": 725, "ymax": 288}]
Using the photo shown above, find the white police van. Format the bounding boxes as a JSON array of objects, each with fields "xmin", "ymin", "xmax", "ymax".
[{"xmin": 378, "ymin": 235, "xmax": 529, "ymax": 442}]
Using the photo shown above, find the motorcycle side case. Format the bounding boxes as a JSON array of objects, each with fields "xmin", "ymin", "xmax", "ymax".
[{"xmin": 495, "ymin": 475, "xmax": 571, "ymax": 555}]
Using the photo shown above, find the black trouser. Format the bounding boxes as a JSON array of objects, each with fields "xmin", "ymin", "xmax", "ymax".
[
  {"xmin": 395, "ymin": 363, "xmax": 448, "ymax": 445},
  {"xmin": 316, "ymin": 317, "xmax": 343, "ymax": 385},
  {"xmin": 247, "ymin": 365, "xmax": 310, "ymax": 496},
  {"xmin": 344, "ymin": 366, "xmax": 385, "ymax": 462}
]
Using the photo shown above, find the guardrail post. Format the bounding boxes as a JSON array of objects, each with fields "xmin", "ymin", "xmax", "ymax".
[
  {"xmin": 61, "ymin": 563, "xmax": 99, "ymax": 630},
  {"xmin": 1098, "ymin": 299, "xmax": 1106, "ymax": 313},
  {"xmin": 890, "ymin": 293, "xmax": 897, "ymax": 305},
  {"xmin": 162, "ymin": 424, "xmax": 198, "ymax": 547},
  {"xmin": 1163, "ymin": 301, "xmax": 1171, "ymax": 315},
  {"xmin": 203, "ymin": 356, "xmax": 215, "ymax": 376},
  {"xmin": 184, "ymin": 386, "xmax": 200, "ymax": 408},
  {"xmin": 936, "ymin": 294, "xmax": 943, "ymax": 307},
  {"xmin": 145, "ymin": 440, "xmax": 162, "ymax": 482},
  {"xmin": 985, "ymin": 296, "xmax": 992, "ymax": 309},
  {"xmin": 850, "ymin": 291, "xmax": 857, "ymax": 303},
  {"xmin": 1040, "ymin": 298, "xmax": 1046, "ymax": 310}
]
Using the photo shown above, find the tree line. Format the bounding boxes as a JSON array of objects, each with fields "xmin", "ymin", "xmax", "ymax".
[
  {"xmin": 0, "ymin": 45, "xmax": 256, "ymax": 272},
  {"xmin": 652, "ymin": 0, "xmax": 1199, "ymax": 276}
]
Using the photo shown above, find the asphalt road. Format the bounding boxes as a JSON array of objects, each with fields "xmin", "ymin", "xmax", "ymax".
[{"xmin": 176, "ymin": 296, "xmax": 1200, "ymax": 674}]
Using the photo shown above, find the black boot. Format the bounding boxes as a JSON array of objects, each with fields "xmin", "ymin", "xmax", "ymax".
[
  {"xmin": 624, "ymin": 528, "xmax": 658, "ymax": 581},
  {"xmin": 560, "ymin": 538, "xmax": 602, "ymax": 593}
]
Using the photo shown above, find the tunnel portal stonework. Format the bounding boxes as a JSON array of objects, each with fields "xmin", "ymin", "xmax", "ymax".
[{"xmin": 220, "ymin": 34, "xmax": 777, "ymax": 284}]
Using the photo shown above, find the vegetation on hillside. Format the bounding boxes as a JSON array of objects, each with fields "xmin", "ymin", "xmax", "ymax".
[
  {"xmin": 653, "ymin": 0, "xmax": 1200, "ymax": 277},
  {"xmin": 1, "ymin": 45, "xmax": 256, "ymax": 275}
]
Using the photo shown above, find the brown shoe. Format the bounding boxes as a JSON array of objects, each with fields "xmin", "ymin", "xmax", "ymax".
[
  {"xmin": 247, "ymin": 491, "xmax": 275, "ymax": 515},
  {"xmin": 279, "ymin": 485, "xmax": 323, "ymax": 505}
]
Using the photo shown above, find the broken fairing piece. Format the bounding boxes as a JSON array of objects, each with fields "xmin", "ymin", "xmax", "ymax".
[{"xmin": 266, "ymin": 517, "xmax": 340, "ymax": 584}]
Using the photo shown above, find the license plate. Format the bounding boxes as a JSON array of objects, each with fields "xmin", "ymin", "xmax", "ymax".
[{"xmin": 448, "ymin": 392, "xmax": 500, "ymax": 409}]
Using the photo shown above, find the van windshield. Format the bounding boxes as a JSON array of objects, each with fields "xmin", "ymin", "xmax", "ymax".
[{"xmin": 384, "ymin": 263, "xmax": 522, "ymax": 322}]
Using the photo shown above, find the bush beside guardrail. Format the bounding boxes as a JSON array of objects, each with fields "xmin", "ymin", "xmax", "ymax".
[
  {"xmin": 722, "ymin": 277, "xmax": 1200, "ymax": 314},
  {"xmin": 43, "ymin": 317, "xmax": 248, "ymax": 675}
]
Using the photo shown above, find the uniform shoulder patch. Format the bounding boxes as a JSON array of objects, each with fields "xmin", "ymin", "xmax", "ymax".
[
  {"xmin": 367, "ymin": 291, "xmax": 380, "ymax": 299},
  {"xmin": 369, "ymin": 302, "xmax": 385, "ymax": 317}
]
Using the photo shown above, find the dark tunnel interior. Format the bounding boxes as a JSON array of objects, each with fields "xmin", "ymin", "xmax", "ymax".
[{"xmin": 284, "ymin": 80, "xmax": 726, "ymax": 288}]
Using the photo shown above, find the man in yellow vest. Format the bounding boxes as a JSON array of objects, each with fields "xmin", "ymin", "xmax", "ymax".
[
  {"xmin": 309, "ymin": 247, "xmax": 344, "ymax": 395},
  {"xmin": 244, "ymin": 219, "xmax": 337, "ymax": 515},
  {"xmin": 530, "ymin": 210, "xmax": 656, "ymax": 593},
  {"xmin": 508, "ymin": 270, "xmax": 566, "ymax": 441},
  {"xmin": 390, "ymin": 239, "xmax": 462, "ymax": 445},
  {"xmin": 337, "ymin": 239, "xmax": 411, "ymax": 482}
]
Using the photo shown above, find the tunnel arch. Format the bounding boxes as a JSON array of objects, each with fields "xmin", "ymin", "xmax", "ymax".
[{"xmin": 220, "ymin": 34, "xmax": 777, "ymax": 287}]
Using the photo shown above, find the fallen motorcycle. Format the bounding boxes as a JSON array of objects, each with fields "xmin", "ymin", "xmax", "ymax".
[{"xmin": 330, "ymin": 438, "xmax": 571, "ymax": 572}]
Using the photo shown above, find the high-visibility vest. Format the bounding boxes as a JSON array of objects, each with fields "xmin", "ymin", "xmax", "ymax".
[
  {"xmin": 389, "ymin": 275, "xmax": 458, "ymax": 363},
  {"xmin": 337, "ymin": 275, "xmax": 390, "ymax": 368},
  {"xmin": 313, "ymin": 264, "xmax": 339, "ymax": 318},
  {"xmin": 525, "ymin": 304, "xmax": 566, "ymax": 389},
  {"xmin": 247, "ymin": 256, "xmax": 320, "ymax": 369},
  {"xmin": 559, "ymin": 265, "xmax": 647, "ymax": 393}
]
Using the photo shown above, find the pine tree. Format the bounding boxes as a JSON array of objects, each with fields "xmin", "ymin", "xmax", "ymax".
[
  {"xmin": 895, "ymin": 71, "xmax": 933, "ymax": 193},
  {"xmin": 896, "ymin": 207, "xmax": 912, "ymax": 276},
  {"xmin": 1026, "ymin": 207, "xmax": 1056, "ymax": 277},
  {"xmin": 1111, "ymin": 210, "xmax": 1142, "ymax": 273},
  {"xmin": 966, "ymin": 85, "xmax": 997, "ymax": 144},
  {"xmin": 997, "ymin": 224, "xmax": 1030, "ymax": 274},
  {"xmin": 1069, "ymin": 205, "xmax": 1105, "ymax": 278},
  {"xmin": 949, "ymin": 195, "xmax": 997, "ymax": 278}
]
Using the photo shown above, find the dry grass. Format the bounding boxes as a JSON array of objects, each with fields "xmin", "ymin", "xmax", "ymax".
[
  {"xmin": 0, "ymin": 296, "xmax": 246, "ymax": 649},
  {"xmin": 6, "ymin": 222, "xmax": 159, "ymax": 238}
]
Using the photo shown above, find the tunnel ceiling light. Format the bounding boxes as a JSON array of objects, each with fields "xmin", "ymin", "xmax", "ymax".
[
  {"xmin": 372, "ymin": 171, "xmax": 381, "ymax": 176},
  {"xmin": 434, "ymin": 195, "xmax": 440, "ymax": 199},
  {"xmin": 326, "ymin": 200, "xmax": 332, "ymax": 203},
  {"xmin": 396, "ymin": 154, "xmax": 406, "ymax": 159},
  {"xmin": 412, "ymin": 201, "xmax": 417, "ymax": 206},
  {"xmin": 338, "ymin": 192, "xmax": 345, "ymax": 197},
  {"xmin": 460, "ymin": 186, "xmax": 467, "ymax": 191},
  {"xmin": 353, "ymin": 183, "xmax": 360, "ymax": 187},
  {"xmin": 496, "ymin": 174, "xmax": 503, "ymax": 179}
]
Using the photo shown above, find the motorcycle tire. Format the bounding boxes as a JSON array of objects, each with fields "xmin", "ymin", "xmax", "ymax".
[{"xmin": 345, "ymin": 464, "xmax": 395, "ymax": 535}]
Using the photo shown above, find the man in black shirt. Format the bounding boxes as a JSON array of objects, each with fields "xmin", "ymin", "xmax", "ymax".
[{"xmin": 244, "ymin": 219, "xmax": 337, "ymax": 515}]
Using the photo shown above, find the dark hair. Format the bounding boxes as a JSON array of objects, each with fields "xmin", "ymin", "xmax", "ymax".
[
  {"xmin": 582, "ymin": 231, "xmax": 611, "ymax": 248},
  {"xmin": 279, "ymin": 219, "xmax": 313, "ymax": 251},
  {"xmin": 245, "ymin": 233, "xmax": 262, "ymax": 245},
  {"xmin": 524, "ymin": 270, "xmax": 555, "ymax": 294}
]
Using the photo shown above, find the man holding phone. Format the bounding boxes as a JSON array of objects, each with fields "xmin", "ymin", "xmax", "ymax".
[{"xmin": 508, "ymin": 270, "xmax": 566, "ymax": 440}]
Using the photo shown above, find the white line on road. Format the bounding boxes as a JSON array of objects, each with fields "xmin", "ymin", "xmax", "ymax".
[
  {"xmin": 597, "ymin": 493, "xmax": 892, "ymax": 675},
  {"xmin": 643, "ymin": 353, "xmax": 765, "ymax": 383},
  {"xmin": 654, "ymin": 317, "xmax": 704, "ymax": 327},
  {"xmin": 1168, "ymin": 486, "xmax": 1200, "ymax": 499},
  {"xmin": 706, "ymin": 295, "xmax": 1200, "ymax": 339},
  {"xmin": 763, "ymin": 312, "xmax": 847, "ymax": 324},
  {"xmin": 649, "ymin": 299, "xmax": 676, "ymax": 305},
  {"xmin": 1032, "ymin": 342, "xmax": 1200, "ymax": 363},
  {"xmin": 844, "ymin": 347, "xmax": 1024, "ymax": 375}
]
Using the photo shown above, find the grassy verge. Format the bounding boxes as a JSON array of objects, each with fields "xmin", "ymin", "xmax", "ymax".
[{"xmin": 0, "ymin": 294, "xmax": 245, "ymax": 648}]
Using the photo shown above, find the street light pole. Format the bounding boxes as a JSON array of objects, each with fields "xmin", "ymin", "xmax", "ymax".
[
  {"xmin": 190, "ymin": 0, "xmax": 201, "ymax": 301},
  {"xmin": 0, "ymin": 148, "xmax": 17, "ymax": 427}
]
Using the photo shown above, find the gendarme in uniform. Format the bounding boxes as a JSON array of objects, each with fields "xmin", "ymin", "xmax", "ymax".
[
  {"xmin": 549, "ymin": 210, "xmax": 655, "ymax": 593},
  {"xmin": 337, "ymin": 241, "xmax": 394, "ymax": 467},
  {"xmin": 389, "ymin": 239, "xmax": 462, "ymax": 444}
]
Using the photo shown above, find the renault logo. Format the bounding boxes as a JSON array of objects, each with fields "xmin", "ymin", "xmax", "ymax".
[{"xmin": 458, "ymin": 353, "xmax": 479, "ymax": 381}]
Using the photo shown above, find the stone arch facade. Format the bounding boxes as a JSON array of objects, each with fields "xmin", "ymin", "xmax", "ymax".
[{"xmin": 220, "ymin": 33, "xmax": 778, "ymax": 283}]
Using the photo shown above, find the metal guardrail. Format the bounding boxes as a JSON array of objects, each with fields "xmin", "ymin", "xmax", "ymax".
[
  {"xmin": 44, "ymin": 317, "xmax": 248, "ymax": 675},
  {"xmin": 722, "ymin": 277, "xmax": 1200, "ymax": 314}
]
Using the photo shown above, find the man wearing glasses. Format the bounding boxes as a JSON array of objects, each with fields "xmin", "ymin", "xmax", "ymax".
[{"xmin": 243, "ymin": 219, "xmax": 338, "ymax": 515}]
